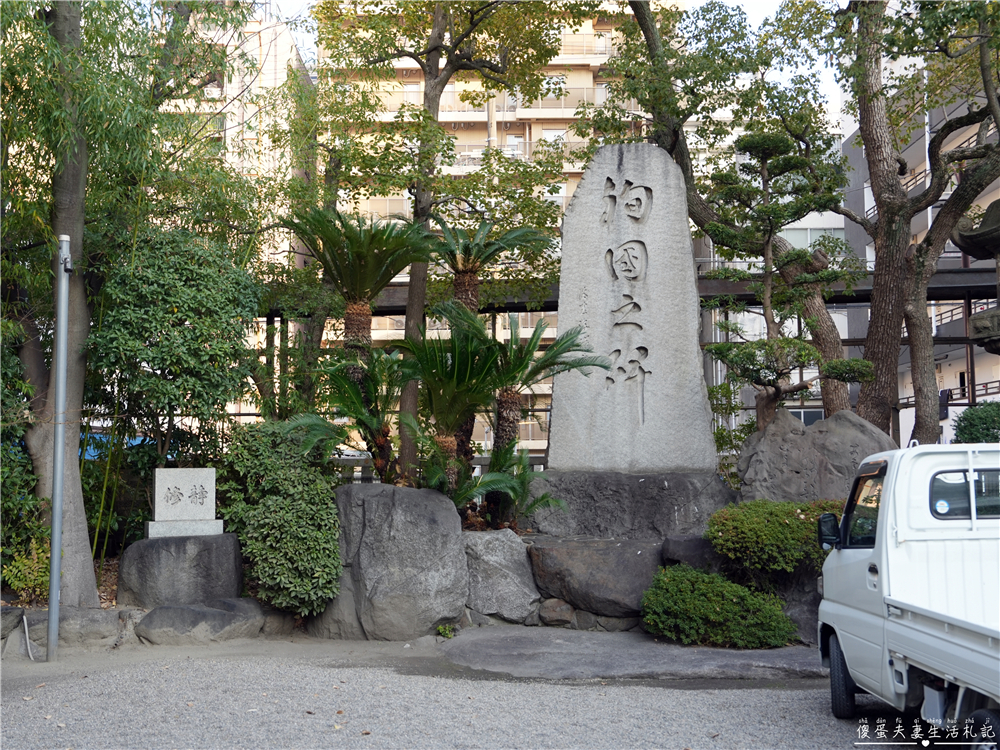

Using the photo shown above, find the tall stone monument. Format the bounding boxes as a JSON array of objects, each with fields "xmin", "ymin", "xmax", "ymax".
[
  {"xmin": 534, "ymin": 144, "xmax": 733, "ymax": 540},
  {"xmin": 548, "ymin": 143, "xmax": 717, "ymax": 473}
]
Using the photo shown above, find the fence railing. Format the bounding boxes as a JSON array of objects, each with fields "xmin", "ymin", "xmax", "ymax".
[{"xmin": 897, "ymin": 379, "xmax": 1000, "ymax": 407}]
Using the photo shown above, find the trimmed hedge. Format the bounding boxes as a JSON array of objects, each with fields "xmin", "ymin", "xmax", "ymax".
[
  {"xmin": 641, "ymin": 565, "xmax": 797, "ymax": 649},
  {"xmin": 953, "ymin": 402, "xmax": 1000, "ymax": 444},
  {"xmin": 705, "ymin": 498, "xmax": 843, "ymax": 590}
]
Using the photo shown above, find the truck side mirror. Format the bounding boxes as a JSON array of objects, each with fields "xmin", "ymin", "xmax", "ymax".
[{"xmin": 817, "ymin": 513, "xmax": 841, "ymax": 550}]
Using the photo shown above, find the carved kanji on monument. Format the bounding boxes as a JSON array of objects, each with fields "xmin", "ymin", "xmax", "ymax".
[{"xmin": 548, "ymin": 144, "xmax": 717, "ymax": 473}]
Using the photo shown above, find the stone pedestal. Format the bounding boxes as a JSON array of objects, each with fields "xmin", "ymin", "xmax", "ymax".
[
  {"xmin": 529, "ymin": 470, "xmax": 734, "ymax": 539},
  {"xmin": 116, "ymin": 534, "xmax": 242, "ymax": 609}
]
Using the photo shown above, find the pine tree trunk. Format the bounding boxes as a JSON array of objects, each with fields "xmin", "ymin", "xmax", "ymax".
[
  {"xmin": 754, "ymin": 386, "xmax": 781, "ymax": 432},
  {"xmin": 801, "ymin": 288, "xmax": 851, "ymax": 417}
]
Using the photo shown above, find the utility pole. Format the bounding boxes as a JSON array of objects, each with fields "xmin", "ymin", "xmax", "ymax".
[{"xmin": 46, "ymin": 235, "xmax": 73, "ymax": 662}]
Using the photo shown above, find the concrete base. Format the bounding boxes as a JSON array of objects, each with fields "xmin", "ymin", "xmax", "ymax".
[{"xmin": 147, "ymin": 520, "xmax": 224, "ymax": 538}]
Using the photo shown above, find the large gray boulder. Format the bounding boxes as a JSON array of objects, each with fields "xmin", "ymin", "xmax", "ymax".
[
  {"xmin": 737, "ymin": 408, "xmax": 897, "ymax": 503},
  {"xmin": 464, "ymin": 530, "xmax": 540, "ymax": 624},
  {"xmin": 329, "ymin": 484, "xmax": 468, "ymax": 641},
  {"xmin": 306, "ymin": 571, "xmax": 365, "ymax": 640},
  {"xmin": 529, "ymin": 470, "xmax": 734, "ymax": 540},
  {"xmin": 116, "ymin": 533, "xmax": 242, "ymax": 609},
  {"xmin": 526, "ymin": 535, "xmax": 663, "ymax": 618},
  {"xmin": 1, "ymin": 606, "xmax": 23, "ymax": 639},
  {"xmin": 25, "ymin": 606, "xmax": 123, "ymax": 647},
  {"xmin": 135, "ymin": 598, "xmax": 264, "ymax": 645}
]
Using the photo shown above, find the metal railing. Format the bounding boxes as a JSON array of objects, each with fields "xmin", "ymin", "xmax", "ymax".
[
  {"xmin": 450, "ymin": 141, "xmax": 590, "ymax": 165},
  {"xmin": 381, "ymin": 88, "xmax": 634, "ymax": 114},
  {"xmin": 557, "ymin": 33, "xmax": 615, "ymax": 57},
  {"xmin": 900, "ymin": 300, "xmax": 996, "ymax": 337},
  {"xmin": 897, "ymin": 379, "xmax": 1000, "ymax": 407}
]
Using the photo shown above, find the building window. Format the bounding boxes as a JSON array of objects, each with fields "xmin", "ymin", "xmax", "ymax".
[{"xmin": 787, "ymin": 408, "xmax": 824, "ymax": 426}]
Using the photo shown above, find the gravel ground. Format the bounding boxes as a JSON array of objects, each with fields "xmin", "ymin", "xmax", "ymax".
[{"xmin": 1, "ymin": 641, "xmax": 871, "ymax": 750}]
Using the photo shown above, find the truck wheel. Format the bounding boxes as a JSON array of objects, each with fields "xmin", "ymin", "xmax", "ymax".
[
  {"xmin": 829, "ymin": 634, "xmax": 857, "ymax": 719},
  {"xmin": 968, "ymin": 709, "xmax": 1000, "ymax": 750}
]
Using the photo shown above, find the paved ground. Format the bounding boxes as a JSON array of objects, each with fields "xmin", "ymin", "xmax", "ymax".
[{"xmin": 0, "ymin": 626, "xmax": 893, "ymax": 749}]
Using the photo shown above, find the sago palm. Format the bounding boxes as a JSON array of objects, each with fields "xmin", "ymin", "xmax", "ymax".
[
  {"xmin": 394, "ymin": 302, "xmax": 502, "ymax": 491},
  {"xmin": 281, "ymin": 208, "xmax": 437, "ymax": 356},
  {"xmin": 493, "ymin": 314, "xmax": 609, "ymax": 455},
  {"xmin": 432, "ymin": 216, "xmax": 552, "ymax": 312}
]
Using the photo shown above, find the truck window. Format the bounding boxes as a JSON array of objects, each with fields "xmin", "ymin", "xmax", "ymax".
[
  {"xmin": 844, "ymin": 465, "xmax": 886, "ymax": 548},
  {"xmin": 931, "ymin": 469, "xmax": 1000, "ymax": 519}
]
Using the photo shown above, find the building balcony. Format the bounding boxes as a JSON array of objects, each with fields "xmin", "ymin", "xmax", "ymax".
[
  {"xmin": 555, "ymin": 32, "xmax": 615, "ymax": 58},
  {"xmin": 378, "ymin": 88, "xmax": 639, "ymax": 119}
]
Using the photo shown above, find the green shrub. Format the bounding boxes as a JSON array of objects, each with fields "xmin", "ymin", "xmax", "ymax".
[
  {"xmin": 1, "ymin": 538, "xmax": 50, "ymax": 605},
  {"xmin": 953, "ymin": 402, "xmax": 1000, "ymax": 444},
  {"xmin": 1, "ymin": 319, "xmax": 46, "ymax": 583},
  {"xmin": 215, "ymin": 421, "xmax": 342, "ymax": 617},
  {"xmin": 1, "ymin": 442, "xmax": 46, "ymax": 579},
  {"xmin": 705, "ymin": 498, "xmax": 843, "ymax": 591},
  {"xmin": 641, "ymin": 565, "xmax": 797, "ymax": 649}
]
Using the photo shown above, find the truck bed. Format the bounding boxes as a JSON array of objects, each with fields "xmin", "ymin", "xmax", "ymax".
[{"xmin": 884, "ymin": 596, "xmax": 1000, "ymax": 703}]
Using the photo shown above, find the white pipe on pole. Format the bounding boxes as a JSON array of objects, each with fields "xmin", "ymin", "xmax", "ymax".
[{"xmin": 47, "ymin": 234, "xmax": 73, "ymax": 662}]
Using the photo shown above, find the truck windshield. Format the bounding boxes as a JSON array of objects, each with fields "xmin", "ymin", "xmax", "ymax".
[{"xmin": 844, "ymin": 463, "xmax": 887, "ymax": 547}]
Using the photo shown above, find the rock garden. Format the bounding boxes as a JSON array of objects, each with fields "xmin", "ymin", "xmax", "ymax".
[{"xmin": 2, "ymin": 144, "xmax": 902, "ymax": 661}]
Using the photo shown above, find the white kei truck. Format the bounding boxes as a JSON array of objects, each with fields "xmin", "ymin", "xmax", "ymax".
[{"xmin": 816, "ymin": 443, "xmax": 1000, "ymax": 743}]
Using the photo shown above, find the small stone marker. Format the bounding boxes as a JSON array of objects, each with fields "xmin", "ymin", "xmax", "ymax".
[
  {"xmin": 548, "ymin": 143, "xmax": 717, "ymax": 473},
  {"xmin": 147, "ymin": 468, "xmax": 222, "ymax": 538}
]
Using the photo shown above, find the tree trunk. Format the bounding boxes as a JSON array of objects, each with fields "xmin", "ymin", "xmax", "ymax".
[
  {"xmin": 434, "ymin": 434, "xmax": 458, "ymax": 492},
  {"xmin": 453, "ymin": 271, "xmax": 479, "ymax": 312},
  {"xmin": 297, "ymin": 311, "xmax": 329, "ymax": 409},
  {"xmin": 22, "ymin": 1, "xmax": 99, "ymax": 609},
  {"xmin": 343, "ymin": 301, "xmax": 373, "ymax": 354},
  {"xmin": 494, "ymin": 386, "xmax": 523, "ymax": 454},
  {"xmin": 398, "ymin": 13, "xmax": 447, "ymax": 476},
  {"xmin": 903, "ymin": 284, "xmax": 939, "ymax": 446},
  {"xmin": 773, "ymin": 238, "xmax": 851, "ymax": 417},
  {"xmin": 452, "ymin": 270, "xmax": 480, "ymax": 465},
  {"xmin": 856, "ymin": 219, "xmax": 908, "ymax": 433},
  {"xmin": 754, "ymin": 386, "xmax": 781, "ymax": 432},
  {"xmin": 850, "ymin": 2, "xmax": 910, "ymax": 435}
]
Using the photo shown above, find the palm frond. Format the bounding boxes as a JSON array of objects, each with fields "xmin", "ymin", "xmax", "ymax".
[
  {"xmin": 430, "ymin": 215, "xmax": 552, "ymax": 275},
  {"xmin": 281, "ymin": 208, "xmax": 436, "ymax": 303},
  {"xmin": 280, "ymin": 413, "xmax": 348, "ymax": 460},
  {"xmin": 395, "ymin": 301, "xmax": 502, "ymax": 435}
]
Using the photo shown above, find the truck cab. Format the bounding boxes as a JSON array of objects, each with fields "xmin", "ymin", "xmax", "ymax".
[{"xmin": 816, "ymin": 443, "xmax": 1000, "ymax": 735}]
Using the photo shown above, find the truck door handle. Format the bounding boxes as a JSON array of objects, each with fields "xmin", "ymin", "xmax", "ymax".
[{"xmin": 868, "ymin": 564, "xmax": 878, "ymax": 575}]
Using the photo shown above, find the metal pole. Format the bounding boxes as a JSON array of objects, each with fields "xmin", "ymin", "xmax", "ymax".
[{"xmin": 47, "ymin": 235, "xmax": 73, "ymax": 662}]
